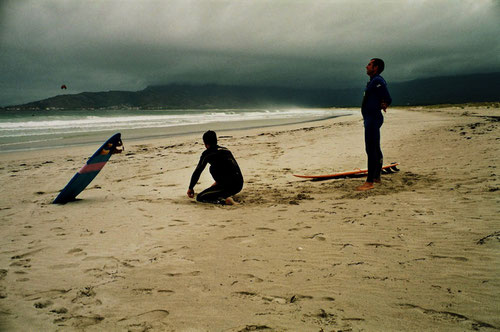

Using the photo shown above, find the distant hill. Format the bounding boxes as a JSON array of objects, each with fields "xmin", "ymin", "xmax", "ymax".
[
  {"xmin": 3, "ymin": 73, "xmax": 499, "ymax": 111},
  {"xmin": 390, "ymin": 72, "xmax": 500, "ymax": 105}
]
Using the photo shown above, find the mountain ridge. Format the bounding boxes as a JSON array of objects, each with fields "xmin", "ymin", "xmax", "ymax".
[{"xmin": 3, "ymin": 72, "xmax": 499, "ymax": 111}]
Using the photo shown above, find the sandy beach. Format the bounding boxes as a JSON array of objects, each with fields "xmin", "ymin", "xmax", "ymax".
[{"xmin": 0, "ymin": 104, "xmax": 498, "ymax": 331}]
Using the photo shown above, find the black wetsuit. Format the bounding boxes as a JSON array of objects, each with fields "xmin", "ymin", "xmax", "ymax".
[
  {"xmin": 361, "ymin": 74, "xmax": 392, "ymax": 182},
  {"xmin": 189, "ymin": 145, "xmax": 243, "ymax": 204}
]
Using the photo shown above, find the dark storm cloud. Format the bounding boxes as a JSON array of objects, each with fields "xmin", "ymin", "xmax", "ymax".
[{"xmin": 1, "ymin": 0, "xmax": 499, "ymax": 106}]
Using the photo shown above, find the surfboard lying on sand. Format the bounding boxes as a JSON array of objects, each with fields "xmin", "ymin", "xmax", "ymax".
[
  {"xmin": 293, "ymin": 162, "xmax": 399, "ymax": 180},
  {"xmin": 53, "ymin": 133, "xmax": 123, "ymax": 204}
]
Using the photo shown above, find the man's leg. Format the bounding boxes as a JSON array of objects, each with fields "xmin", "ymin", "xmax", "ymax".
[
  {"xmin": 366, "ymin": 131, "xmax": 383, "ymax": 182},
  {"xmin": 196, "ymin": 184, "xmax": 227, "ymax": 204},
  {"xmin": 358, "ymin": 118, "xmax": 383, "ymax": 191},
  {"xmin": 373, "ymin": 117, "xmax": 384, "ymax": 182},
  {"xmin": 196, "ymin": 182, "xmax": 242, "ymax": 205}
]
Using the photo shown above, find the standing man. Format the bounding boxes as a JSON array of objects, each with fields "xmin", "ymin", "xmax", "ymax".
[
  {"xmin": 357, "ymin": 58, "xmax": 392, "ymax": 191},
  {"xmin": 187, "ymin": 130, "xmax": 243, "ymax": 205}
]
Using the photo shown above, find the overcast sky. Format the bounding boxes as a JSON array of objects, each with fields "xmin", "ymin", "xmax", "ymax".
[{"xmin": 0, "ymin": 0, "xmax": 499, "ymax": 106}]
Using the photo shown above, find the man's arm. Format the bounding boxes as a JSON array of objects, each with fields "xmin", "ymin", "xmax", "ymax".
[
  {"xmin": 377, "ymin": 79, "xmax": 392, "ymax": 112},
  {"xmin": 381, "ymin": 100, "xmax": 389, "ymax": 112},
  {"xmin": 188, "ymin": 154, "xmax": 208, "ymax": 196}
]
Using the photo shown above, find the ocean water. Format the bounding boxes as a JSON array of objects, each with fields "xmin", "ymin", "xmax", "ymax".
[{"xmin": 0, "ymin": 108, "xmax": 353, "ymax": 152}]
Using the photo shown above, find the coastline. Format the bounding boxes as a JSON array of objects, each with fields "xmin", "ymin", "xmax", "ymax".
[
  {"xmin": 0, "ymin": 105, "xmax": 498, "ymax": 331},
  {"xmin": 0, "ymin": 109, "xmax": 353, "ymax": 153}
]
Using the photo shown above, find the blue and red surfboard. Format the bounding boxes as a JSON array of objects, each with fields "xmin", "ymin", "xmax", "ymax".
[{"xmin": 53, "ymin": 133, "xmax": 123, "ymax": 204}]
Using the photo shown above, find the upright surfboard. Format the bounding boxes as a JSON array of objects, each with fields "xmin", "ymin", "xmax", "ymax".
[
  {"xmin": 293, "ymin": 162, "xmax": 399, "ymax": 180},
  {"xmin": 53, "ymin": 133, "xmax": 123, "ymax": 204}
]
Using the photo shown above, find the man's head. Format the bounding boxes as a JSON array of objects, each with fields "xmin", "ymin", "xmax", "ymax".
[
  {"xmin": 202, "ymin": 130, "xmax": 217, "ymax": 148},
  {"xmin": 366, "ymin": 58, "xmax": 385, "ymax": 77}
]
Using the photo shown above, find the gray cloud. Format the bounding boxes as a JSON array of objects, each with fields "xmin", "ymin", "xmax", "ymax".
[{"xmin": 1, "ymin": 0, "xmax": 499, "ymax": 106}]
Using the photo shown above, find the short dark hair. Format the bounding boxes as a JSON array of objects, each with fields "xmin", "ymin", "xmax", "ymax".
[
  {"xmin": 203, "ymin": 130, "xmax": 217, "ymax": 146},
  {"xmin": 371, "ymin": 58, "xmax": 385, "ymax": 74}
]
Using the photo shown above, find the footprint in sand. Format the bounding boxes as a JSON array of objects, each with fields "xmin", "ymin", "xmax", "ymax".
[
  {"xmin": 233, "ymin": 291, "xmax": 290, "ymax": 305},
  {"xmin": 50, "ymin": 227, "xmax": 66, "ymax": 236},
  {"xmin": 9, "ymin": 258, "xmax": 31, "ymax": 268},
  {"xmin": 303, "ymin": 233, "xmax": 326, "ymax": 241},
  {"xmin": 305, "ymin": 309, "xmax": 337, "ymax": 325},
  {"xmin": 80, "ymin": 229, "xmax": 94, "ymax": 237},
  {"xmin": 255, "ymin": 227, "xmax": 276, "ymax": 232},
  {"xmin": 165, "ymin": 271, "xmax": 201, "ymax": 277},
  {"xmin": 242, "ymin": 258, "xmax": 264, "ymax": 263},
  {"xmin": 71, "ymin": 286, "xmax": 102, "ymax": 306},
  {"xmin": 57, "ymin": 314, "xmax": 104, "ymax": 328},
  {"xmin": 67, "ymin": 248, "xmax": 86, "ymax": 256},
  {"xmin": 365, "ymin": 243, "xmax": 396, "ymax": 248},
  {"xmin": 233, "ymin": 273, "xmax": 264, "ymax": 283},
  {"xmin": 34, "ymin": 299, "xmax": 53, "ymax": 309},
  {"xmin": 237, "ymin": 324, "xmax": 274, "ymax": 331},
  {"xmin": 81, "ymin": 256, "xmax": 122, "ymax": 278},
  {"xmin": 11, "ymin": 248, "xmax": 46, "ymax": 260},
  {"xmin": 209, "ymin": 223, "xmax": 226, "ymax": 228},
  {"xmin": 122, "ymin": 259, "xmax": 140, "ymax": 268},
  {"xmin": 117, "ymin": 309, "xmax": 170, "ymax": 330},
  {"xmin": 233, "ymin": 291, "xmax": 258, "ymax": 299},
  {"xmin": 132, "ymin": 288, "xmax": 153, "ymax": 295},
  {"xmin": 50, "ymin": 307, "xmax": 68, "ymax": 314},
  {"xmin": 168, "ymin": 219, "xmax": 189, "ymax": 227},
  {"xmin": 398, "ymin": 303, "xmax": 497, "ymax": 330},
  {"xmin": 33, "ymin": 299, "xmax": 68, "ymax": 322},
  {"xmin": 261, "ymin": 295, "xmax": 288, "ymax": 304},
  {"xmin": 223, "ymin": 235, "xmax": 249, "ymax": 240}
]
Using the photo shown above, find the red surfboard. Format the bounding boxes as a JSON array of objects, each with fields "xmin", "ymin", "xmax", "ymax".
[{"xmin": 293, "ymin": 162, "xmax": 399, "ymax": 179}]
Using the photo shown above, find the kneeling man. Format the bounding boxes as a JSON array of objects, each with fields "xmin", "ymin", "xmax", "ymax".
[{"xmin": 187, "ymin": 130, "xmax": 243, "ymax": 205}]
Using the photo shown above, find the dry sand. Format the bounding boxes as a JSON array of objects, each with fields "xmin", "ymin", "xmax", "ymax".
[{"xmin": 0, "ymin": 104, "xmax": 498, "ymax": 331}]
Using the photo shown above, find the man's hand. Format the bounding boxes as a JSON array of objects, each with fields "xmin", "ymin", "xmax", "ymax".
[
  {"xmin": 381, "ymin": 100, "xmax": 389, "ymax": 113},
  {"xmin": 187, "ymin": 188, "xmax": 195, "ymax": 198}
]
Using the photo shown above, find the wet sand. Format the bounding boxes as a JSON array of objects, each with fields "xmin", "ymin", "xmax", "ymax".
[{"xmin": 0, "ymin": 104, "xmax": 498, "ymax": 331}]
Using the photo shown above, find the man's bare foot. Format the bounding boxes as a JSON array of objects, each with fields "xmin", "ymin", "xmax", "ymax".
[
  {"xmin": 225, "ymin": 197, "xmax": 237, "ymax": 205},
  {"xmin": 356, "ymin": 182, "xmax": 374, "ymax": 191}
]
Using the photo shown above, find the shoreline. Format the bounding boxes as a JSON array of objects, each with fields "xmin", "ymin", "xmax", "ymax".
[
  {"xmin": 0, "ymin": 109, "xmax": 354, "ymax": 154},
  {"xmin": 0, "ymin": 105, "xmax": 498, "ymax": 331}
]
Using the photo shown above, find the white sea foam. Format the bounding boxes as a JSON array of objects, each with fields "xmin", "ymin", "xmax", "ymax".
[{"xmin": 0, "ymin": 108, "xmax": 351, "ymax": 138}]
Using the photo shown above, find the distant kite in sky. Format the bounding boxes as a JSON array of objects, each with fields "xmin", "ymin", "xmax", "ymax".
[{"xmin": 61, "ymin": 85, "xmax": 67, "ymax": 89}]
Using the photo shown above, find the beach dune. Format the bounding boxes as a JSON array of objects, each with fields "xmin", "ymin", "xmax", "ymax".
[{"xmin": 0, "ymin": 105, "xmax": 498, "ymax": 331}]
